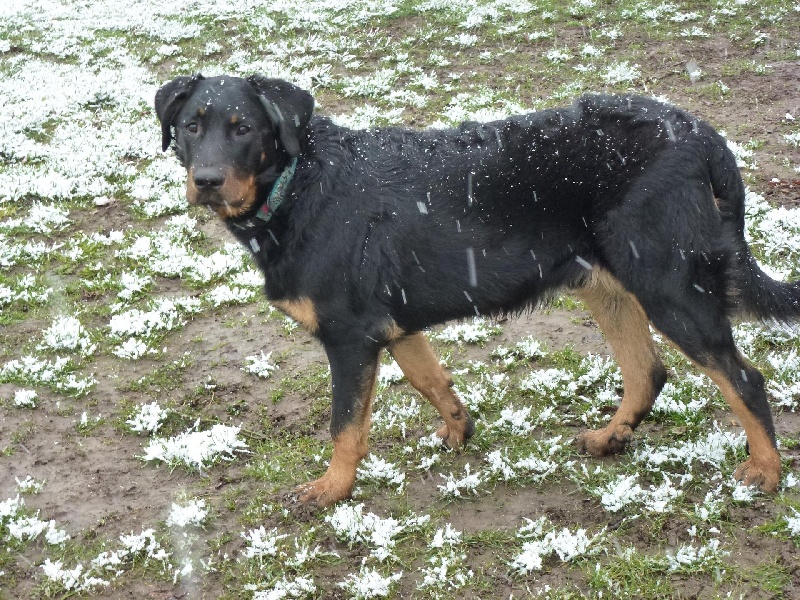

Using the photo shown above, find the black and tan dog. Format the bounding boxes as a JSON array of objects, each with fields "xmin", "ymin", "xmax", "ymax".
[{"xmin": 155, "ymin": 74, "xmax": 798, "ymax": 506}]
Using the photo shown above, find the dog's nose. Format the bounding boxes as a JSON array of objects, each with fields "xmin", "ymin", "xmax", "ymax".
[{"xmin": 193, "ymin": 167, "xmax": 225, "ymax": 190}]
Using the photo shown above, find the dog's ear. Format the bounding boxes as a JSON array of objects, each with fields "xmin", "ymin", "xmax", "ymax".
[
  {"xmin": 155, "ymin": 74, "xmax": 204, "ymax": 152},
  {"xmin": 247, "ymin": 76, "xmax": 314, "ymax": 158}
]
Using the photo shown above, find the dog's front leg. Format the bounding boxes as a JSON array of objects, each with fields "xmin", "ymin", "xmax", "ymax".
[
  {"xmin": 388, "ymin": 332, "xmax": 474, "ymax": 449},
  {"xmin": 294, "ymin": 339, "xmax": 380, "ymax": 507}
]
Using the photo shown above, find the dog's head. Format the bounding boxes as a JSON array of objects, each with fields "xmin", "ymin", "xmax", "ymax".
[{"xmin": 155, "ymin": 74, "xmax": 314, "ymax": 219}]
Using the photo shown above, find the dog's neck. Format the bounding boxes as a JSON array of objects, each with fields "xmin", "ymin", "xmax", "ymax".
[{"xmin": 229, "ymin": 158, "xmax": 298, "ymax": 231}]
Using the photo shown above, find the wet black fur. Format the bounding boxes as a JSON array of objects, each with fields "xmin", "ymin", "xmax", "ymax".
[{"xmin": 156, "ymin": 75, "xmax": 800, "ymax": 447}]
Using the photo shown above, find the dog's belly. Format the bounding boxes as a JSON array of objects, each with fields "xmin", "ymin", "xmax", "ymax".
[{"xmin": 386, "ymin": 228, "xmax": 592, "ymax": 330}]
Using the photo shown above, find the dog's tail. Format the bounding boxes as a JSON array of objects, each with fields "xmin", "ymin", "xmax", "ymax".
[{"xmin": 707, "ymin": 130, "xmax": 800, "ymax": 325}]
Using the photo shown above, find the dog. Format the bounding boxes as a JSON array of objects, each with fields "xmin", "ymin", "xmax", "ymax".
[{"xmin": 155, "ymin": 74, "xmax": 798, "ymax": 506}]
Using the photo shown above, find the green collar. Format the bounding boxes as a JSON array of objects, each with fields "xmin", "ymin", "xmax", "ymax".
[
  {"xmin": 231, "ymin": 158, "xmax": 297, "ymax": 231},
  {"xmin": 255, "ymin": 157, "xmax": 298, "ymax": 224}
]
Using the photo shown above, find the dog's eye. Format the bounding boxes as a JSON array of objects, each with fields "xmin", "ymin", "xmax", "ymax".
[
  {"xmin": 236, "ymin": 124, "xmax": 251, "ymax": 136},
  {"xmin": 186, "ymin": 122, "xmax": 198, "ymax": 133}
]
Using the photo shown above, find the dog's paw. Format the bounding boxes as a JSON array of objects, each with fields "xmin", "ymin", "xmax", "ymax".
[
  {"xmin": 734, "ymin": 457, "xmax": 780, "ymax": 493},
  {"xmin": 292, "ymin": 474, "xmax": 354, "ymax": 508},
  {"xmin": 436, "ymin": 425, "xmax": 461, "ymax": 449},
  {"xmin": 575, "ymin": 424, "xmax": 633, "ymax": 456},
  {"xmin": 436, "ymin": 413, "xmax": 475, "ymax": 450}
]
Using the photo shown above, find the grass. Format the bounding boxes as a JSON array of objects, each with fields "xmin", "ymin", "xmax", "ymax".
[{"xmin": 1, "ymin": 0, "xmax": 800, "ymax": 598}]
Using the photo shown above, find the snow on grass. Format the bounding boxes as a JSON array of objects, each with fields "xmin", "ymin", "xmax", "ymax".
[
  {"xmin": 331, "ymin": 105, "xmax": 406, "ymax": 129},
  {"xmin": 377, "ymin": 360, "xmax": 404, "ymax": 387},
  {"xmin": 490, "ymin": 405, "xmax": 538, "ymax": 435},
  {"xmin": 126, "ymin": 401, "xmax": 170, "ymax": 434},
  {"xmin": 15, "ymin": 475, "xmax": 44, "ymax": 494},
  {"xmin": 510, "ymin": 516, "xmax": 605, "ymax": 574},
  {"xmin": 337, "ymin": 566, "xmax": 403, "ymax": 599},
  {"xmin": 0, "ymin": 496, "xmax": 24, "ymax": 526},
  {"xmin": 231, "ymin": 268, "xmax": 265, "ymax": 288},
  {"xmin": 8, "ymin": 515, "xmax": 70, "ymax": 546},
  {"xmin": 632, "ymin": 424, "xmax": 746, "ymax": 471},
  {"xmin": 242, "ymin": 351, "xmax": 279, "ymax": 379},
  {"xmin": 731, "ymin": 480, "xmax": 759, "ymax": 503},
  {"xmin": 113, "ymin": 338, "xmax": 153, "ymax": 360},
  {"xmin": 0, "ymin": 202, "xmax": 70, "ymax": 234},
  {"xmin": 12, "ymin": 388, "xmax": 37, "ymax": 408},
  {"xmin": 0, "ymin": 273, "xmax": 51, "ymax": 308},
  {"xmin": 452, "ymin": 370, "xmax": 509, "ymax": 414},
  {"xmin": 356, "ymin": 455, "xmax": 406, "ymax": 494},
  {"xmin": 722, "ymin": 132, "xmax": 758, "ymax": 169},
  {"xmin": 602, "ymin": 61, "xmax": 641, "ymax": 85},
  {"xmin": 519, "ymin": 367, "xmax": 576, "ymax": 400},
  {"xmin": 117, "ymin": 271, "xmax": 152, "ymax": 302},
  {"xmin": 652, "ymin": 380, "xmax": 713, "ymax": 415},
  {"xmin": 116, "ymin": 216, "xmax": 251, "ymax": 285},
  {"xmin": 418, "ymin": 524, "xmax": 473, "ymax": 594},
  {"xmin": 544, "ymin": 48, "xmax": 572, "ymax": 63},
  {"xmin": 342, "ymin": 69, "xmax": 399, "ymax": 99},
  {"xmin": 1, "ymin": 492, "xmax": 69, "ymax": 547},
  {"xmin": 326, "ymin": 503, "xmax": 429, "ymax": 562},
  {"xmin": 241, "ymin": 523, "xmax": 339, "ymax": 590},
  {"xmin": 0, "ymin": 497, "xmax": 72, "ymax": 577},
  {"xmin": 749, "ymin": 201, "xmax": 800, "ymax": 272},
  {"xmin": 435, "ymin": 90, "xmax": 529, "ymax": 127},
  {"xmin": 666, "ymin": 539, "xmax": 729, "ymax": 573},
  {"xmin": 204, "ymin": 284, "xmax": 257, "ymax": 307},
  {"xmin": 485, "ymin": 448, "xmax": 559, "ymax": 484},
  {"xmin": 141, "ymin": 423, "xmax": 249, "ymax": 471},
  {"xmin": 40, "ymin": 559, "xmax": 110, "ymax": 594},
  {"xmin": 249, "ymin": 575, "xmax": 317, "ymax": 599},
  {"xmin": 0, "ymin": 355, "xmax": 96, "ymax": 396},
  {"xmin": 594, "ymin": 473, "xmax": 684, "ymax": 514},
  {"xmin": 767, "ymin": 355, "xmax": 800, "ymax": 410},
  {"xmin": 109, "ymin": 297, "xmax": 198, "ymax": 338},
  {"xmin": 39, "ymin": 527, "xmax": 174, "ymax": 594},
  {"xmin": 0, "ymin": 67, "xmax": 158, "ymax": 203},
  {"xmin": 108, "ymin": 296, "xmax": 201, "ymax": 358},
  {"xmin": 242, "ymin": 526, "xmax": 288, "ymax": 559},
  {"xmin": 371, "ymin": 396, "xmax": 420, "ymax": 438},
  {"xmin": 0, "ymin": 236, "xmax": 63, "ymax": 268},
  {"xmin": 695, "ymin": 486, "xmax": 726, "ymax": 522},
  {"xmin": 492, "ymin": 336, "xmax": 548, "ymax": 365},
  {"xmin": 438, "ymin": 463, "xmax": 483, "ymax": 498},
  {"xmin": 785, "ymin": 508, "xmax": 800, "ymax": 538},
  {"xmin": 38, "ymin": 315, "xmax": 96, "ymax": 356}
]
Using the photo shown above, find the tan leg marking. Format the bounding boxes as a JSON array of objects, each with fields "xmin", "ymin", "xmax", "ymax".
[
  {"xmin": 383, "ymin": 320, "xmax": 405, "ymax": 342},
  {"xmin": 703, "ymin": 365, "xmax": 781, "ymax": 493},
  {"xmin": 273, "ymin": 298, "xmax": 319, "ymax": 334},
  {"xmin": 574, "ymin": 270, "xmax": 665, "ymax": 456},
  {"xmin": 295, "ymin": 361, "xmax": 377, "ymax": 506},
  {"xmin": 388, "ymin": 332, "xmax": 474, "ymax": 448},
  {"xmin": 294, "ymin": 423, "xmax": 369, "ymax": 507}
]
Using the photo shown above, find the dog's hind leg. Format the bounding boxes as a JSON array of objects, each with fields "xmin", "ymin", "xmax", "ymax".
[
  {"xmin": 388, "ymin": 332, "xmax": 475, "ymax": 449},
  {"xmin": 574, "ymin": 270, "xmax": 667, "ymax": 456},
  {"xmin": 294, "ymin": 340, "xmax": 380, "ymax": 507},
  {"xmin": 702, "ymin": 356, "xmax": 781, "ymax": 491},
  {"xmin": 646, "ymin": 303, "xmax": 781, "ymax": 492}
]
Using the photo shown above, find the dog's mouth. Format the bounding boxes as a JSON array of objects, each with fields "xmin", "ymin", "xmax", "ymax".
[{"xmin": 186, "ymin": 167, "xmax": 258, "ymax": 219}]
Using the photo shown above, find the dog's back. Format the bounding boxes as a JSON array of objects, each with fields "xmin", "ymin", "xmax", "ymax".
[{"xmin": 293, "ymin": 95, "xmax": 759, "ymax": 329}]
